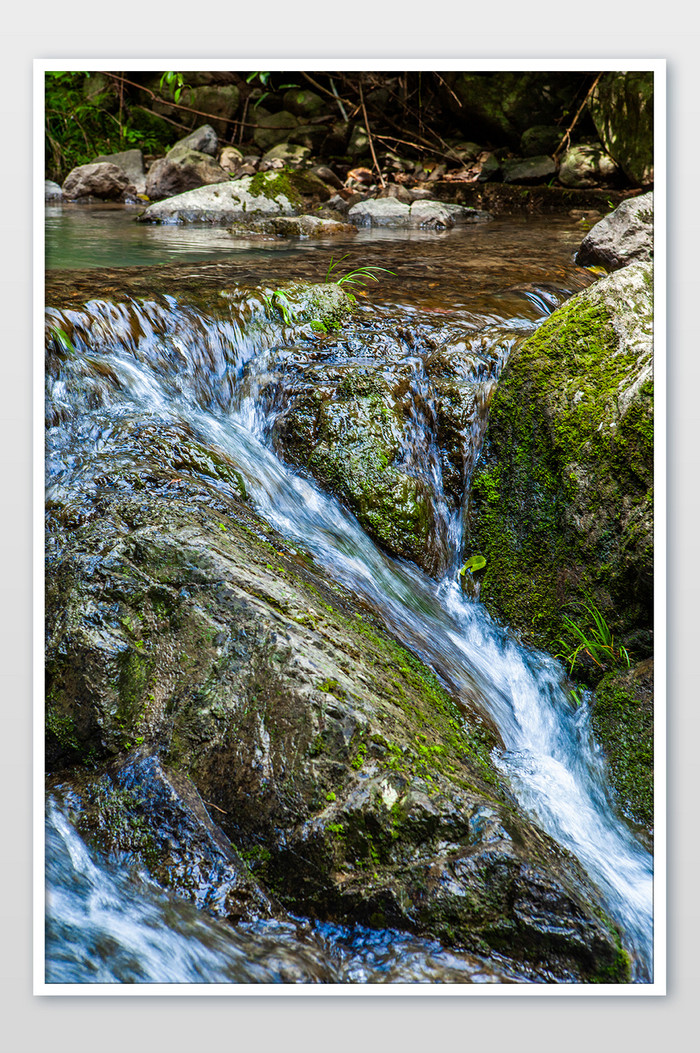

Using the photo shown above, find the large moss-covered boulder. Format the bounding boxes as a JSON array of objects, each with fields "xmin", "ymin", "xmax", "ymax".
[
  {"xmin": 45, "ymin": 478, "xmax": 629, "ymax": 982},
  {"xmin": 588, "ymin": 72, "xmax": 654, "ymax": 187},
  {"xmin": 469, "ymin": 261, "xmax": 653, "ymax": 657}
]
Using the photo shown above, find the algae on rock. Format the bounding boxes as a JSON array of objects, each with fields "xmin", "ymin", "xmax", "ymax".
[{"xmin": 469, "ymin": 260, "xmax": 653, "ymax": 658}]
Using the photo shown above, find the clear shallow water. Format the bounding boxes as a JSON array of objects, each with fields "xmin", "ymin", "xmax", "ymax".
[{"xmin": 44, "ymin": 208, "xmax": 653, "ymax": 984}]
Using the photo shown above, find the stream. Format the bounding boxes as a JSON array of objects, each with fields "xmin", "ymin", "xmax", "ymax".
[{"xmin": 44, "ymin": 208, "xmax": 654, "ymax": 984}]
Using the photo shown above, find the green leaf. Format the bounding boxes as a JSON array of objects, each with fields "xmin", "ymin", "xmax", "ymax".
[
  {"xmin": 459, "ymin": 554, "xmax": 487, "ymax": 576},
  {"xmin": 50, "ymin": 326, "xmax": 76, "ymax": 354}
]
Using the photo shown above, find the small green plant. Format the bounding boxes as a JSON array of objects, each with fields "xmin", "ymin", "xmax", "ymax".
[
  {"xmin": 159, "ymin": 71, "xmax": 185, "ymax": 103},
  {"xmin": 263, "ymin": 289, "xmax": 294, "ymax": 325},
  {"xmin": 458, "ymin": 554, "xmax": 487, "ymax": 577},
  {"xmin": 325, "ymin": 254, "xmax": 396, "ymax": 288},
  {"xmin": 49, "ymin": 325, "xmax": 76, "ymax": 354},
  {"xmin": 556, "ymin": 601, "xmax": 631, "ymax": 676}
]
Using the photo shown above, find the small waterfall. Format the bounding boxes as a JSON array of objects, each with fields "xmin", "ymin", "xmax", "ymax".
[{"xmin": 45, "ymin": 287, "xmax": 654, "ymax": 981}]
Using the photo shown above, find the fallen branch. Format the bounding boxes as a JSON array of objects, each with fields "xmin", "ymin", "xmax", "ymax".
[{"xmin": 359, "ymin": 77, "xmax": 385, "ymax": 188}]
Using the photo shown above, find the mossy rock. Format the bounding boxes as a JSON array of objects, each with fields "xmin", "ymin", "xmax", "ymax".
[
  {"xmin": 469, "ymin": 261, "xmax": 653, "ymax": 656},
  {"xmin": 590, "ymin": 659, "xmax": 654, "ymax": 845}
]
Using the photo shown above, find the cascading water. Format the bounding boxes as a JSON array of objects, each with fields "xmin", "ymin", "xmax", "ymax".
[{"xmin": 44, "ymin": 273, "xmax": 653, "ymax": 983}]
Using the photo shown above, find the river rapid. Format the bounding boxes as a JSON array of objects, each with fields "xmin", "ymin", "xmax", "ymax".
[{"xmin": 43, "ymin": 208, "xmax": 654, "ymax": 985}]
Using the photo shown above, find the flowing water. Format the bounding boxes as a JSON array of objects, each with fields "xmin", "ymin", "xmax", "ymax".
[{"xmin": 44, "ymin": 210, "xmax": 654, "ymax": 984}]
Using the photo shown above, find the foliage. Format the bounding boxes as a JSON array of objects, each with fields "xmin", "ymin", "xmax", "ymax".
[
  {"xmin": 325, "ymin": 254, "xmax": 396, "ymax": 288},
  {"xmin": 263, "ymin": 289, "xmax": 293, "ymax": 324},
  {"xmin": 245, "ymin": 71, "xmax": 298, "ymax": 110},
  {"xmin": 556, "ymin": 601, "xmax": 631, "ymax": 678},
  {"xmin": 44, "ymin": 71, "xmax": 168, "ymax": 182},
  {"xmin": 159, "ymin": 71, "xmax": 185, "ymax": 103},
  {"xmin": 49, "ymin": 325, "xmax": 76, "ymax": 354}
]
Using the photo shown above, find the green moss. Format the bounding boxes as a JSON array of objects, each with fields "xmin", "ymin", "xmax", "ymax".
[
  {"xmin": 46, "ymin": 704, "xmax": 80, "ymax": 752},
  {"xmin": 590, "ymin": 675, "xmax": 653, "ymax": 831},
  {"xmin": 469, "ymin": 271, "xmax": 653, "ymax": 654},
  {"xmin": 248, "ymin": 170, "xmax": 303, "ymax": 209}
]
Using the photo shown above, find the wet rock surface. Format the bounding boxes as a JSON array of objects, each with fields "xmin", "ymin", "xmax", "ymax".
[{"xmin": 45, "ymin": 475, "xmax": 629, "ymax": 981}]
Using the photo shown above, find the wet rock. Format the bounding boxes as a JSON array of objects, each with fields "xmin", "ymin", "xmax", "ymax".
[
  {"xmin": 348, "ymin": 197, "xmax": 491, "ymax": 229},
  {"xmin": 591, "ymin": 659, "xmax": 654, "ymax": 846},
  {"xmin": 470, "ymin": 261, "xmax": 653, "ymax": 656},
  {"xmin": 576, "ymin": 192, "xmax": 653, "ymax": 271},
  {"xmin": 229, "ymin": 214, "xmax": 357, "ymax": 239},
  {"xmin": 92, "ymin": 148, "xmax": 146, "ymax": 195},
  {"xmin": 558, "ymin": 143, "xmax": 620, "ymax": 189},
  {"xmin": 62, "ymin": 162, "xmax": 136, "ymax": 202},
  {"xmin": 44, "ymin": 477, "xmax": 629, "ymax": 981},
  {"xmin": 588, "ymin": 72, "xmax": 654, "ymax": 187},
  {"xmin": 51, "ymin": 750, "xmax": 275, "ymax": 922}
]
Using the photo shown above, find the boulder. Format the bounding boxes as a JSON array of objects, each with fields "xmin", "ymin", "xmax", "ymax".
[
  {"xmin": 588, "ymin": 72, "xmax": 654, "ymax": 187},
  {"xmin": 44, "ymin": 473, "xmax": 629, "ymax": 982},
  {"xmin": 520, "ymin": 125, "xmax": 562, "ymax": 157},
  {"xmin": 282, "ymin": 87, "xmax": 325, "ymax": 118},
  {"xmin": 503, "ymin": 156, "xmax": 557, "ymax": 184},
  {"xmin": 253, "ymin": 110, "xmax": 299, "ymax": 151},
  {"xmin": 469, "ymin": 261, "xmax": 653, "ymax": 657},
  {"xmin": 61, "ymin": 162, "xmax": 136, "ymax": 202},
  {"xmin": 180, "ymin": 86, "xmax": 240, "ymax": 137},
  {"xmin": 45, "ymin": 180, "xmax": 63, "ymax": 203},
  {"xmin": 139, "ymin": 168, "xmax": 329, "ymax": 224},
  {"xmin": 145, "ymin": 149, "xmax": 229, "ymax": 201},
  {"xmin": 558, "ymin": 143, "xmax": 620, "ymax": 189},
  {"xmin": 92, "ymin": 148, "xmax": 146, "ymax": 195},
  {"xmin": 591, "ymin": 659, "xmax": 654, "ymax": 846},
  {"xmin": 258, "ymin": 327, "xmax": 502, "ymax": 577},
  {"xmin": 348, "ymin": 197, "xmax": 491, "ymax": 229},
  {"xmin": 261, "ymin": 142, "xmax": 311, "ymax": 167},
  {"xmin": 440, "ymin": 72, "xmax": 592, "ymax": 148},
  {"xmin": 51, "ymin": 750, "xmax": 276, "ymax": 922},
  {"xmin": 576, "ymin": 192, "xmax": 653, "ymax": 271},
  {"xmin": 172, "ymin": 123, "xmax": 219, "ymax": 157}
]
